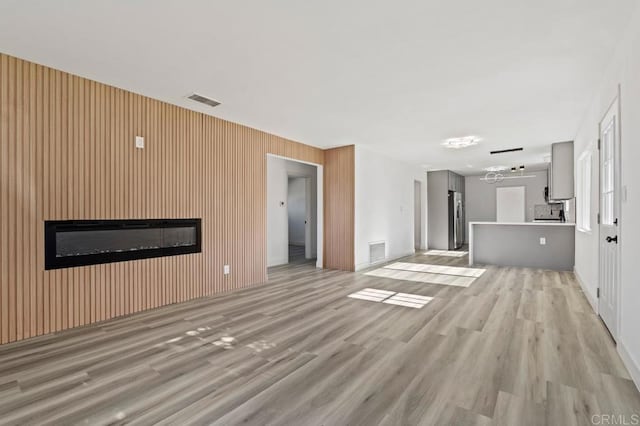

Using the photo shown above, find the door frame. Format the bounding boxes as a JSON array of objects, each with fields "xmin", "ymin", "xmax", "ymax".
[
  {"xmin": 266, "ymin": 153, "xmax": 323, "ymax": 269},
  {"xmin": 598, "ymin": 91, "xmax": 622, "ymax": 339}
]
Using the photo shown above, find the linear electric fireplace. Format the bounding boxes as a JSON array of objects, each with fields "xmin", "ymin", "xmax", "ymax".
[{"xmin": 45, "ymin": 219, "xmax": 202, "ymax": 270}]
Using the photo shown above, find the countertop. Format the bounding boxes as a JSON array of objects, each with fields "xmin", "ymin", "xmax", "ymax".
[{"xmin": 469, "ymin": 221, "xmax": 576, "ymax": 227}]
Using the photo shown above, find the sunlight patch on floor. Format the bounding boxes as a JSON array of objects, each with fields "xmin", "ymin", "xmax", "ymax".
[
  {"xmin": 384, "ymin": 262, "xmax": 485, "ymax": 278},
  {"xmin": 247, "ymin": 340, "xmax": 277, "ymax": 353},
  {"xmin": 383, "ymin": 293, "xmax": 433, "ymax": 308},
  {"xmin": 347, "ymin": 288, "xmax": 395, "ymax": 302},
  {"xmin": 347, "ymin": 288, "xmax": 432, "ymax": 309},
  {"xmin": 213, "ymin": 336, "xmax": 236, "ymax": 349},
  {"xmin": 365, "ymin": 268, "xmax": 476, "ymax": 287},
  {"xmin": 423, "ymin": 250, "xmax": 468, "ymax": 257}
]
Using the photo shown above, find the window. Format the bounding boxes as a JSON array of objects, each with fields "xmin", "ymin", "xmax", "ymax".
[
  {"xmin": 600, "ymin": 117, "xmax": 616, "ymax": 226},
  {"xmin": 577, "ymin": 150, "xmax": 592, "ymax": 232}
]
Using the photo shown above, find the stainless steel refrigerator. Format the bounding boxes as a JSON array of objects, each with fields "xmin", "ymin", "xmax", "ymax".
[{"xmin": 448, "ymin": 191, "xmax": 464, "ymax": 250}]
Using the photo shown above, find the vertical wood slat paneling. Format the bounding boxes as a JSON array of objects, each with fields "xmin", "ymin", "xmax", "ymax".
[
  {"xmin": 324, "ymin": 145, "xmax": 355, "ymax": 271},
  {"xmin": 0, "ymin": 52, "xmax": 331, "ymax": 345},
  {"xmin": 1, "ymin": 54, "xmax": 8, "ymax": 342}
]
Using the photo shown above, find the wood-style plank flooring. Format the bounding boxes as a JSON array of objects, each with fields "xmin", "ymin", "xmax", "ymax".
[{"xmin": 0, "ymin": 253, "xmax": 639, "ymax": 425}]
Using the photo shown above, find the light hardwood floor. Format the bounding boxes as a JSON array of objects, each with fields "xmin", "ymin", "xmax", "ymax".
[{"xmin": 0, "ymin": 253, "xmax": 638, "ymax": 425}]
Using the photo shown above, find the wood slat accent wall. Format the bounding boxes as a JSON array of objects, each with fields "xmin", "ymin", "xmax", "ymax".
[
  {"xmin": 323, "ymin": 145, "xmax": 355, "ymax": 271},
  {"xmin": 0, "ymin": 52, "xmax": 333, "ymax": 345}
]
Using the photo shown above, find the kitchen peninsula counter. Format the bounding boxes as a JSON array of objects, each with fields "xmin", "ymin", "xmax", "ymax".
[{"xmin": 469, "ymin": 222, "xmax": 575, "ymax": 270}]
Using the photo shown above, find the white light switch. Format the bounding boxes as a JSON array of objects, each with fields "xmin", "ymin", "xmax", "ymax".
[
  {"xmin": 135, "ymin": 136, "xmax": 144, "ymax": 149},
  {"xmin": 540, "ymin": 237, "xmax": 546, "ymax": 245},
  {"xmin": 223, "ymin": 265, "xmax": 230, "ymax": 275}
]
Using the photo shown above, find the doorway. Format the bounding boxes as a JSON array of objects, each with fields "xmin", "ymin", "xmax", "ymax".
[
  {"xmin": 287, "ymin": 176, "xmax": 309, "ymax": 263},
  {"xmin": 598, "ymin": 96, "xmax": 621, "ymax": 339},
  {"xmin": 266, "ymin": 155, "xmax": 322, "ymax": 268}
]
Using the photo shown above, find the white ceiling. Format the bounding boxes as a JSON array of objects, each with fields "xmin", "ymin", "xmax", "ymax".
[{"xmin": 0, "ymin": 0, "xmax": 636, "ymax": 175}]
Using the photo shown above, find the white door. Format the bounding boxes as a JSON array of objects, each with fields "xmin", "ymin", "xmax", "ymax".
[
  {"xmin": 599, "ymin": 98, "xmax": 621, "ymax": 338},
  {"xmin": 496, "ymin": 186, "xmax": 526, "ymax": 222}
]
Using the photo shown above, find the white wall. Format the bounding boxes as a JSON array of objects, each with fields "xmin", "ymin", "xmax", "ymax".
[
  {"xmin": 267, "ymin": 156, "xmax": 318, "ymax": 267},
  {"xmin": 354, "ymin": 145, "xmax": 427, "ymax": 271},
  {"xmin": 573, "ymin": 3, "xmax": 640, "ymax": 386},
  {"xmin": 287, "ymin": 177, "xmax": 306, "ymax": 245}
]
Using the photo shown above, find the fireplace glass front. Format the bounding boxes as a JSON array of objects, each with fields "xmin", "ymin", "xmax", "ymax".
[{"xmin": 45, "ymin": 219, "xmax": 201, "ymax": 270}]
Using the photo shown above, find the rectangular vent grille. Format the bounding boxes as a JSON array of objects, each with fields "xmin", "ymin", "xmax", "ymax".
[
  {"xmin": 369, "ymin": 241, "xmax": 386, "ymax": 264},
  {"xmin": 187, "ymin": 93, "xmax": 221, "ymax": 108}
]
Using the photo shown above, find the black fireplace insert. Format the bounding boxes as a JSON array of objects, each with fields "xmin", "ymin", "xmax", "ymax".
[{"xmin": 45, "ymin": 219, "xmax": 201, "ymax": 270}]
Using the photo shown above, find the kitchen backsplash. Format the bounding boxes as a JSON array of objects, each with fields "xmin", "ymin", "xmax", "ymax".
[{"xmin": 535, "ymin": 203, "xmax": 565, "ymax": 220}]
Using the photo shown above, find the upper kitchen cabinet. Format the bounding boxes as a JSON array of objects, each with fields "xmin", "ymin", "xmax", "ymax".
[
  {"xmin": 549, "ymin": 141, "xmax": 574, "ymax": 200},
  {"xmin": 447, "ymin": 171, "xmax": 464, "ymax": 192}
]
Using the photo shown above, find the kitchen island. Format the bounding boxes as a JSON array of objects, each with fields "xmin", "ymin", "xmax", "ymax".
[{"xmin": 469, "ymin": 222, "xmax": 575, "ymax": 271}]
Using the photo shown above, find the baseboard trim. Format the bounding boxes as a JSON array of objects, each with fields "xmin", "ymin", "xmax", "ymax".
[
  {"xmin": 574, "ymin": 267, "xmax": 598, "ymax": 313},
  {"xmin": 573, "ymin": 270, "xmax": 640, "ymax": 393},
  {"xmin": 618, "ymin": 340, "xmax": 640, "ymax": 393},
  {"xmin": 355, "ymin": 250, "xmax": 416, "ymax": 272},
  {"xmin": 267, "ymin": 257, "xmax": 289, "ymax": 268}
]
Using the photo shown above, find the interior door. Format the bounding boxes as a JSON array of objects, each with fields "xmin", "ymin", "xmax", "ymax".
[{"xmin": 599, "ymin": 98, "xmax": 620, "ymax": 338}]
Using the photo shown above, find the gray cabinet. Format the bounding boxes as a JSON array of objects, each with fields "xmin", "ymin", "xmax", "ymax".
[
  {"xmin": 549, "ymin": 141, "xmax": 574, "ymax": 201},
  {"xmin": 447, "ymin": 171, "xmax": 464, "ymax": 192},
  {"xmin": 428, "ymin": 171, "xmax": 450, "ymax": 250}
]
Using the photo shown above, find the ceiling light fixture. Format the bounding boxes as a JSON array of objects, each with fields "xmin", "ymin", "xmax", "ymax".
[
  {"xmin": 484, "ymin": 165, "xmax": 508, "ymax": 172},
  {"xmin": 483, "ymin": 164, "xmax": 532, "ymax": 183},
  {"xmin": 441, "ymin": 136, "xmax": 481, "ymax": 149},
  {"xmin": 481, "ymin": 173, "xmax": 536, "ymax": 183},
  {"xmin": 490, "ymin": 147, "xmax": 524, "ymax": 155}
]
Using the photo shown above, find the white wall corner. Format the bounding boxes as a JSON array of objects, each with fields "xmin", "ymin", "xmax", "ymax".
[
  {"xmin": 353, "ymin": 144, "xmax": 427, "ymax": 269},
  {"xmin": 574, "ymin": 267, "xmax": 598, "ymax": 313},
  {"xmin": 618, "ymin": 340, "xmax": 640, "ymax": 393},
  {"xmin": 269, "ymin": 256, "xmax": 290, "ymax": 267}
]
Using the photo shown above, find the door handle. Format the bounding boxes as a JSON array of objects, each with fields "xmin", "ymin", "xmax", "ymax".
[{"xmin": 606, "ymin": 236, "xmax": 618, "ymax": 244}]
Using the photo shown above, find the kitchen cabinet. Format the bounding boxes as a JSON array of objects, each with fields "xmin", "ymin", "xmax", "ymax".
[
  {"xmin": 447, "ymin": 171, "xmax": 464, "ymax": 192},
  {"xmin": 549, "ymin": 141, "xmax": 574, "ymax": 201}
]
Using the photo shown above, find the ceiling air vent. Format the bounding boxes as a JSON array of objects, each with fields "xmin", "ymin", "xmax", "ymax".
[
  {"xmin": 490, "ymin": 147, "xmax": 523, "ymax": 155},
  {"xmin": 187, "ymin": 93, "xmax": 221, "ymax": 108}
]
